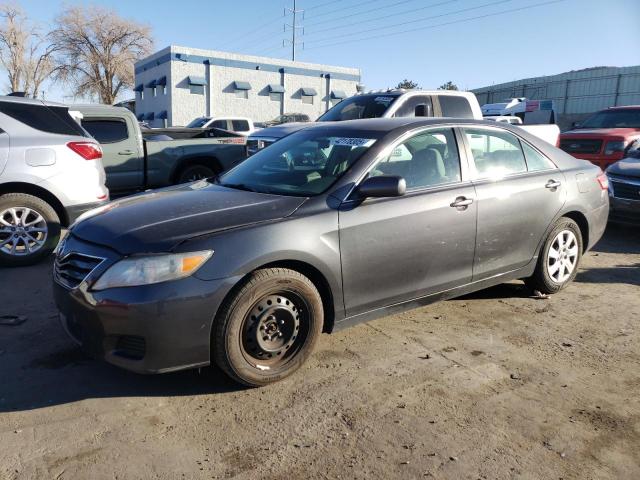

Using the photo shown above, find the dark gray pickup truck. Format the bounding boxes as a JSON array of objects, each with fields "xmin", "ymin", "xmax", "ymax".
[{"xmin": 74, "ymin": 105, "xmax": 248, "ymax": 196}]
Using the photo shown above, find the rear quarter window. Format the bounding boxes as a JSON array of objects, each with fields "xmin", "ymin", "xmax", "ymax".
[
  {"xmin": 0, "ymin": 102, "xmax": 87, "ymax": 137},
  {"xmin": 231, "ymin": 120, "xmax": 250, "ymax": 131},
  {"xmin": 81, "ymin": 119, "xmax": 129, "ymax": 143},
  {"xmin": 439, "ymin": 95, "xmax": 473, "ymax": 118}
]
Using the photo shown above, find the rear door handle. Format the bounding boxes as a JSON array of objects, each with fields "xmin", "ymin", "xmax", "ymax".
[
  {"xmin": 545, "ymin": 180, "xmax": 561, "ymax": 189},
  {"xmin": 118, "ymin": 150, "xmax": 134, "ymax": 156},
  {"xmin": 450, "ymin": 196, "xmax": 474, "ymax": 209}
]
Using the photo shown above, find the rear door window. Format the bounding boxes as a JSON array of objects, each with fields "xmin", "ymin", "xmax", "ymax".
[
  {"xmin": 231, "ymin": 120, "xmax": 250, "ymax": 132},
  {"xmin": 394, "ymin": 96, "xmax": 433, "ymax": 118},
  {"xmin": 439, "ymin": 95, "xmax": 473, "ymax": 118},
  {"xmin": 211, "ymin": 120, "xmax": 228, "ymax": 129},
  {"xmin": 464, "ymin": 128, "xmax": 527, "ymax": 178},
  {"xmin": 81, "ymin": 119, "xmax": 129, "ymax": 143},
  {"xmin": 0, "ymin": 102, "xmax": 87, "ymax": 137}
]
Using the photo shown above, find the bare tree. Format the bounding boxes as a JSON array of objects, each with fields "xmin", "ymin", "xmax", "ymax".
[
  {"xmin": 0, "ymin": 4, "xmax": 57, "ymax": 97},
  {"xmin": 50, "ymin": 5, "xmax": 153, "ymax": 104}
]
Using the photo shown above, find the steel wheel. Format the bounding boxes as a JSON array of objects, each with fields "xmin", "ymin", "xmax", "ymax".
[
  {"xmin": 240, "ymin": 292, "xmax": 309, "ymax": 368},
  {"xmin": 0, "ymin": 206, "xmax": 49, "ymax": 257},
  {"xmin": 547, "ymin": 229, "xmax": 579, "ymax": 284}
]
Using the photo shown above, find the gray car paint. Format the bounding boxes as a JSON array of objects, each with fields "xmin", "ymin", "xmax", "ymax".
[{"xmin": 54, "ymin": 117, "xmax": 609, "ymax": 374}]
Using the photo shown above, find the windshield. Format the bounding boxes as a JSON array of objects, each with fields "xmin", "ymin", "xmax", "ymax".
[
  {"xmin": 317, "ymin": 95, "xmax": 399, "ymax": 122},
  {"xmin": 581, "ymin": 109, "xmax": 640, "ymax": 129},
  {"xmin": 218, "ymin": 129, "xmax": 380, "ymax": 196},
  {"xmin": 186, "ymin": 117, "xmax": 210, "ymax": 128}
]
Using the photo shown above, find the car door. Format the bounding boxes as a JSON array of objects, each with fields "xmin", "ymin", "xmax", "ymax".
[
  {"xmin": 339, "ymin": 127, "xmax": 477, "ymax": 317},
  {"xmin": 460, "ymin": 126, "xmax": 566, "ymax": 280},
  {"xmin": 81, "ymin": 115, "xmax": 143, "ymax": 192}
]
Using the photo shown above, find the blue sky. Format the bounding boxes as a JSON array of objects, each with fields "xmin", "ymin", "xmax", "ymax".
[{"xmin": 14, "ymin": 0, "xmax": 640, "ymax": 102}]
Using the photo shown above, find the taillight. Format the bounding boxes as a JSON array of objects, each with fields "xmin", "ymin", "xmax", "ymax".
[
  {"xmin": 596, "ymin": 172, "xmax": 608, "ymax": 190},
  {"xmin": 67, "ymin": 141, "xmax": 102, "ymax": 160}
]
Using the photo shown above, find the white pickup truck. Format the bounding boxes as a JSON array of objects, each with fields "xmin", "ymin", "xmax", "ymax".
[
  {"xmin": 248, "ymin": 89, "xmax": 559, "ymax": 154},
  {"xmin": 185, "ymin": 116, "xmax": 256, "ymax": 136}
]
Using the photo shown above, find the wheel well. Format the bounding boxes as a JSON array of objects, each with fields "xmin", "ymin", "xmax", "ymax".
[
  {"xmin": 219, "ymin": 260, "xmax": 336, "ymax": 334},
  {"xmin": 172, "ymin": 157, "xmax": 222, "ymax": 183},
  {"xmin": 0, "ymin": 182, "xmax": 68, "ymax": 226},
  {"xmin": 563, "ymin": 211, "xmax": 589, "ymax": 251}
]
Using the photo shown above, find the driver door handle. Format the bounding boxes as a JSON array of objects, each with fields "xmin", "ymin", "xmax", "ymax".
[
  {"xmin": 545, "ymin": 179, "xmax": 561, "ymax": 189},
  {"xmin": 118, "ymin": 149, "xmax": 134, "ymax": 156},
  {"xmin": 450, "ymin": 196, "xmax": 474, "ymax": 209}
]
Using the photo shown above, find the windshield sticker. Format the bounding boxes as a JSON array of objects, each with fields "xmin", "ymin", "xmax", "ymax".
[
  {"xmin": 330, "ymin": 137, "xmax": 376, "ymax": 147},
  {"xmin": 374, "ymin": 96, "xmax": 395, "ymax": 104}
]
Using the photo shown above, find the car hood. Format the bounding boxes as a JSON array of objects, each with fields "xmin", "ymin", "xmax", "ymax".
[
  {"xmin": 71, "ymin": 181, "xmax": 306, "ymax": 255},
  {"xmin": 607, "ymin": 157, "xmax": 640, "ymax": 178},
  {"xmin": 251, "ymin": 122, "xmax": 316, "ymax": 140},
  {"xmin": 561, "ymin": 128, "xmax": 640, "ymax": 138}
]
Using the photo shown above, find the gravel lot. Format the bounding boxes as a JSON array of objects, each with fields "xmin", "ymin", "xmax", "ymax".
[{"xmin": 1, "ymin": 224, "xmax": 639, "ymax": 480}]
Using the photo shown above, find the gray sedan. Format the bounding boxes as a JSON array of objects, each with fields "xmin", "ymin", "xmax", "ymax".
[{"xmin": 53, "ymin": 118, "xmax": 609, "ymax": 386}]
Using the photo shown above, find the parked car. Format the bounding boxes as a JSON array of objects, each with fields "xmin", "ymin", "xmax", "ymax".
[
  {"xmin": 185, "ymin": 116, "xmax": 256, "ymax": 136},
  {"xmin": 54, "ymin": 118, "xmax": 608, "ymax": 386},
  {"xmin": 263, "ymin": 113, "xmax": 311, "ymax": 127},
  {"xmin": 247, "ymin": 89, "xmax": 559, "ymax": 155},
  {"xmin": 606, "ymin": 151, "xmax": 640, "ymax": 224},
  {"xmin": 559, "ymin": 106, "xmax": 640, "ymax": 170},
  {"xmin": 0, "ymin": 96, "xmax": 107, "ymax": 266},
  {"xmin": 75, "ymin": 105, "xmax": 248, "ymax": 196}
]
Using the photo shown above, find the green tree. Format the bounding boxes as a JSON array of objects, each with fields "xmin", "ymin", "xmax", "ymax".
[
  {"xmin": 396, "ymin": 79, "xmax": 419, "ymax": 90},
  {"xmin": 438, "ymin": 81, "xmax": 459, "ymax": 91}
]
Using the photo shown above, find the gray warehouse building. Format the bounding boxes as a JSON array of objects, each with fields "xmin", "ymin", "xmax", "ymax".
[
  {"xmin": 472, "ymin": 65, "xmax": 640, "ymax": 129},
  {"xmin": 134, "ymin": 46, "xmax": 361, "ymax": 127}
]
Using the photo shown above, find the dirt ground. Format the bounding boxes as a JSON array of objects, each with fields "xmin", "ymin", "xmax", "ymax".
[{"xmin": 0, "ymin": 224, "xmax": 639, "ymax": 480}]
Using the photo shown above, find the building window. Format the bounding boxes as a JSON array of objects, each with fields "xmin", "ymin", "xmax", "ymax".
[
  {"xmin": 139, "ymin": 90, "xmax": 144, "ymax": 100},
  {"xmin": 187, "ymin": 76, "xmax": 207, "ymax": 95},
  {"xmin": 269, "ymin": 92, "xmax": 282, "ymax": 102},
  {"xmin": 152, "ymin": 87, "xmax": 157, "ymax": 97},
  {"xmin": 162, "ymin": 85, "xmax": 167, "ymax": 95},
  {"xmin": 235, "ymin": 89, "xmax": 248, "ymax": 99},
  {"xmin": 302, "ymin": 95, "xmax": 314, "ymax": 105}
]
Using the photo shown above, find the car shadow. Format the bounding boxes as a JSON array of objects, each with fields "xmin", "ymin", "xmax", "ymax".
[
  {"xmin": 575, "ymin": 264, "xmax": 640, "ymax": 287},
  {"xmin": 593, "ymin": 223, "xmax": 640, "ymax": 254},
  {"xmin": 458, "ymin": 282, "xmax": 530, "ymax": 300},
  {"xmin": 0, "ymin": 346, "xmax": 246, "ymax": 412}
]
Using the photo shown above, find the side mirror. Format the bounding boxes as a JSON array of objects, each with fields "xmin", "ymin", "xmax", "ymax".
[{"xmin": 357, "ymin": 175, "xmax": 406, "ymax": 198}]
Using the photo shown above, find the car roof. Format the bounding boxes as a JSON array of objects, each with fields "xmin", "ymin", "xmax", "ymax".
[
  {"xmin": 0, "ymin": 95, "xmax": 67, "ymax": 108},
  {"xmin": 297, "ymin": 117, "xmax": 496, "ymax": 133}
]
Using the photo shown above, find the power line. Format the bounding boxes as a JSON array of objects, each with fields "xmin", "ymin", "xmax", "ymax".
[
  {"xmin": 302, "ymin": 0, "xmax": 460, "ymax": 37},
  {"xmin": 303, "ymin": 0, "xmax": 422, "ymax": 29},
  {"xmin": 302, "ymin": 0, "xmax": 391, "ymax": 25},
  {"xmin": 304, "ymin": 0, "xmax": 344, "ymax": 11},
  {"xmin": 304, "ymin": 0, "xmax": 514, "ymax": 43},
  {"xmin": 304, "ymin": 0, "xmax": 566, "ymax": 50}
]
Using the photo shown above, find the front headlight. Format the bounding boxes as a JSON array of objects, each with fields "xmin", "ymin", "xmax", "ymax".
[
  {"xmin": 92, "ymin": 250, "xmax": 213, "ymax": 290},
  {"xmin": 604, "ymin": 141, "xmax": 626, "ymax": 155}
]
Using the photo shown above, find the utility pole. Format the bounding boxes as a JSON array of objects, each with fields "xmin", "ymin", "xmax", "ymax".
[{"xmin": 284, "ymin": 0, "xmax": 304, "ymax": 61}]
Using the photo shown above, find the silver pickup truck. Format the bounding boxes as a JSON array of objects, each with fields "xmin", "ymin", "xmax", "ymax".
[{"xmin": 74, "ymin": 105, "xmax": 248, "ymax": 196}]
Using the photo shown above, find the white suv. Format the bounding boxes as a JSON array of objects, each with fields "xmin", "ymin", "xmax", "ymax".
[{"xmin": 0, "ymin": 97, "xmax": 108, "ymax": 266}]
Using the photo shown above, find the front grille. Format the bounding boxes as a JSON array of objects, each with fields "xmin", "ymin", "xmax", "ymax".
[
  {"xmin": 54, "ymin": 252, "xmax": 104, "ymax": 289},
  {"xmin": 611, "ymin": 180, "xmax": 640, "ymax": 201},
  {"xmin": 114, "ymin": 335, "xmax": 146, "ymax": 360},
  {"xmin": 560, "ymin": 139, "xmax": 603, "ymax": 154}
]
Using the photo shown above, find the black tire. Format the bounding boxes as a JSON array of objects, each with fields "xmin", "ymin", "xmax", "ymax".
[
  {"xmin": 213, "ymin": 268, "xmax": 324, "ymax": 387},
  {"xmin": 525, "ymin": 217, "xmax": 583, "ymax": 295},
  {"xmin": 0, "ymin": 193, "xmax": 61, "ymax": 267},
  {"xmin": 176, "ymin": 164, "xmax": 216, "ymax": 184}
]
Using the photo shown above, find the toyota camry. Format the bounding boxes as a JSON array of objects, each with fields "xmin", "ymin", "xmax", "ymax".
[{"xmin": 54, "ymin": 118, "xmax": 609, "ymax": 386}]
